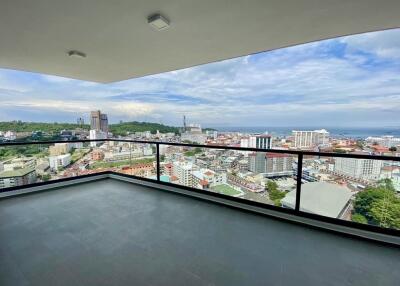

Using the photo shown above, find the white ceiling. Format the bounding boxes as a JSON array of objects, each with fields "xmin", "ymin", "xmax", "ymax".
[{"xmin": 1, "ymin": 0, "xmax": 400, "ymax": 83}]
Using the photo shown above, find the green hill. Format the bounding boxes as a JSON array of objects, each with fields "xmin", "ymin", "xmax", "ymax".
[
  {"xmin": 0, "ymin": 121, "xmax": 89, "ymax": 133},
  {"xmin": 110, "ymin": 121, "xmax": 179, "ymax": 135},
  {"xmin": 0, "ymin": 121, "xmax": 179, "ymax": 136}
]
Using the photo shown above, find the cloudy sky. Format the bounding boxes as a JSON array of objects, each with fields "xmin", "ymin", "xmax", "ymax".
[{"xmin": 1, "ymin": 28, "xmax": 400, "ymax": 128}]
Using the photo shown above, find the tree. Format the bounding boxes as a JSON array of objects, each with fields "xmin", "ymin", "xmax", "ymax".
[
  {"xmin": 353, "ymin": 187, "xmax": 392, "ymax": 220},
  {"xmin": 355, "ymin": 140, "xmax": 364, "ymax": 149},
  {"xmin": 370, "ymin": 199, "xmax": 400, "ymax": 229},
  {"xmin": 352, "ymin": 179, "xmax": 400, "ymax": 229},
  {"xmin": 266, "ymin": 181, "xmax": 286, "ymax": 206},
  {"xmin": 41, "ymin": 174, "xmax": 51, "ymax": 181},
  {"xmin": 351, "ymin": 213, "xmax": 368, "ymax": 224},
  {"xmin": 389, "ymin": 146, "xmax": 397, "ymax": 152},
  {"xmin": 266, "ymin": 181, "xmax": 278, "ymax": 192},
  {"xmin": 184, "ymin": 147, "xmax": 203, "ymax": 157}
]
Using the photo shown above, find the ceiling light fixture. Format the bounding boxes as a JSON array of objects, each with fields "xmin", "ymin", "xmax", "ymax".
[
  {"xmin": 67, "ymin": 50, "xmax": 87, "ymax": 58},
  {"xmin": 148, "ymin": 14, "xmax": 170, "ymax": 31}
]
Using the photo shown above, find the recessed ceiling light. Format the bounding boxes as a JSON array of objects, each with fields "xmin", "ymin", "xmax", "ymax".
[
  {"xmin": 148, "ymin": 14, "xmax": 170, "ymax": 31},
  {"xmin": 67, "ymin": 50, "xmax": 86, "ymax": 58}
]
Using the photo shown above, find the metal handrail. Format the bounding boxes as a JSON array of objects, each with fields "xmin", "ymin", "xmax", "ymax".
[{"xmin": 1, "ymin": 138, "xmax": 400, "ymax": 161}]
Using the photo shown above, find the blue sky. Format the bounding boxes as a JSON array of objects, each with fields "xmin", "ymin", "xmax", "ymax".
[{"xmin": 1, "ymin": 28, "xmax": 400, "ymax": 128}]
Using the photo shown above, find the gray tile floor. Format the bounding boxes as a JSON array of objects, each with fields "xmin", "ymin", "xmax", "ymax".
[{"xmin": 0, "ymin": 178, "xmax": 399, "ymax": 286}]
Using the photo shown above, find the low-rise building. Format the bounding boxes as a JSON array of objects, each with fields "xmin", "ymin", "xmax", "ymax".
[
  {"xmin": 121, "ymin": 163, "xmax": 155, "ymax": 177},
  {"xmin": 0, "ymin": 167, "xmax": 37, "ymax": 188},
  {"xmin": 49, "ymin": 154, "xmax": 71, "ymax": 170},
  {"xmin": 92, "ymin": 150, "xmax": 105, "ymax": 161},
  {"xmin": 49, "ymin": 143, "xmax": 71, "ymax": 156}
]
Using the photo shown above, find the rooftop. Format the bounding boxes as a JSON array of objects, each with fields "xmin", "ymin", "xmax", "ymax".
[
  {"xmin": 282, "ymin": 182, "xmax": 353, "ymax": 218},
  {"xmin": 1, "ymin": 178, "xmax": 399, "ymax": 285},
  {"xmin": 0, "ymin": 167, "xmax": 35, "ymax": 178}
]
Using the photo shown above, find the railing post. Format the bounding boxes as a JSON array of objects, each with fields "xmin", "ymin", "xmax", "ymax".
[
  {"xmin": 156, "ymin": 143, "xmax": 160, "ymax": 182},
  {"xmin": 295, "ymin": 153, "xmax": 303, "ymax": 212}
]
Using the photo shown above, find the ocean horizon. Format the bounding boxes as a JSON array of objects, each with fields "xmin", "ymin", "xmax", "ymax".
[{"xmin": 212, "ymin": 126, "xmax": 400, "ymax": 139}]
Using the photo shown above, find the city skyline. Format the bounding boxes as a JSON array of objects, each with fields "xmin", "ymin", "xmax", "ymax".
[{"xmin": 1, "ymin": 28, "xmax": 400, "ymax": 127}]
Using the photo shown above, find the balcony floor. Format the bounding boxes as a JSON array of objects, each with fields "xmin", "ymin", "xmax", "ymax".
[{"xmin": 0, "ymin": 178, "xmax": 399, "ymax": 286}]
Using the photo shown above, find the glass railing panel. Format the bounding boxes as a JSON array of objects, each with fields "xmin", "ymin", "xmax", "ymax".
[
  {"xmin": 0, "ymin": 141, "xmax": 97, "ymax": 188},
  {"xmin": 159, "ymin": 144, "xmax": 297, "ymax": 208},
  {"xmin": 300, "ymin": 155, "xmax": 400, "ymax": 230},
  {"xmin": 0, "ymin": 143, "xmax": 52, "ymax": 188},
  {"xmin": 113, "ymin": 141, "xmax": 157, "ymax": 180},
  {"xmin": 86, "ymin": 141, "xmax": 157, "ymax": 180}
]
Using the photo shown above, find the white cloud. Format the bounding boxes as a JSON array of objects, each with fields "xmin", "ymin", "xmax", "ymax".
[
  {"xmin": 340, "ymin": 28, "xmax": 400, "ymax": 59},
  {"xmin": 1, "ymin": 28, "xmax": 400, "ymax": 127}
]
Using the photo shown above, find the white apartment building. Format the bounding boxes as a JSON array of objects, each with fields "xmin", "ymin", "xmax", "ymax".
[
  {"xmin": 159, "ymin": 144, "xmax": 168, "ymax": 156},
  {"xmin": 142, "ymin": 145, "xmax": 153, "ymax": 156},
  {"xmin": 265, "ymin": 153, "xmax": 294, "ymax": 177},
  {"xmin": 366, "ymin": 136, "xmax": 400, "ymax": 148},
  {"xmin": 191, "ymin": 169, "xmax": 227, "ymax": 189},
  {"xmin": 181, "ymin": 132, "xmax": 207, "ymax": 144},
  {"xmin": 181, "ymin": 123, "xmax": 206, "ymax": 144},
  {"xmin": 249, "ymin": 134, "xmax": 272, "ymax": 149},
  {"xmin": 334, "ymin": 155, "xmax": 382, "ymax": 181},
  {"xmin": 49, "ymin": 154, "xmax": 71, "ymax": 170},
  {"xmin": 4, "ymin": 131, "xmax": 16, "ymax": 141},
  {"xmin": 292, "ymin": 129, "xmax": 329, "ymax": 148},
  {"xmin": 240, "ymin": 138, "xmax": 249, "ymax": 148},
  {"xmin": 172, "ymin": 161, "xmax": 194, "ymax": 187},
  {"xmin": 89, "ymin": 129, "xmax": 107, "ymax": 147}
]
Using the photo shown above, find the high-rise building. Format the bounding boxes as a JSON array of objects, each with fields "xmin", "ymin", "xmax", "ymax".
[
  {"xmin": 90, "ymin": 110, "xmax": 101, "ymax": 131},
  {"xmin": 265, "ymin": 153, "xmax": 293, "ymax": 177},
  {"xmin": 90, "ymin": 110, "xmax": 108, "ymax": 133},
  {"xmin": 100, "ymin": 113, "xmax": 108, "ymax": 133},
  {"xmin": 292, "ymin": 129, "xmax": 329, "ymax": 148},
  {"xmin": 172, "ymin": 161, "xmax": 193, "ymax": 187},
  {"xmin": 77, "ymin": 117, "xmax": 84, "ymax": 126},
  {"xmin": 249, "ymin": 135, "xmax": 272, "ymax": 149},
  {"xmin": 249, "ymin": 152, "xmax": 293, "ymax": 177},
  {"xmin": 334, "ymin": 153, "xmax": 382, "ymax": 181},
  {"xmin": 366, "ymin": 136, "xmax": 400, "ymax": 148},
  {"xmin": 89, "ymin": 129, "xmax": 107, "ymax": 147},
  {"xmin": 248, "ymin": 152, "xmax": 267, "ymax": 173}
]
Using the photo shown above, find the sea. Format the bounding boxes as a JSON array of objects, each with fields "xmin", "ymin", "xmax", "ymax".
[{"xmin": 213, "ymin": 126, "xmax": 400, "ymax": 139}]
